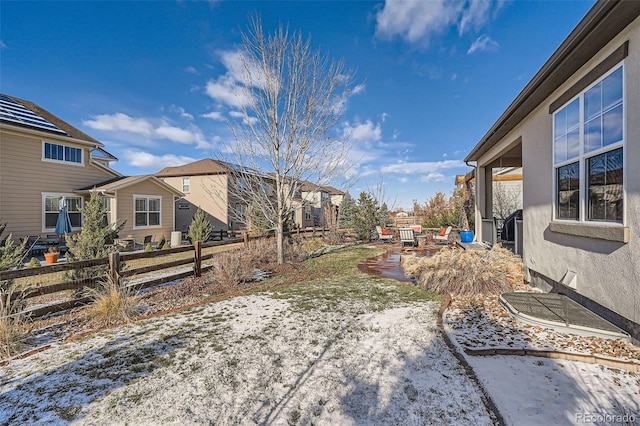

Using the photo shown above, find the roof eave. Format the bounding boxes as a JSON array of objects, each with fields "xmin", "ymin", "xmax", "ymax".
[{"xmin": 465, "ymin": 0, "xmax": 640, "ymax": 163}]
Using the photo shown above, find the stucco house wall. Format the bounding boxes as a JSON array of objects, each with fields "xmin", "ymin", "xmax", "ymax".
[
  {"xmin": 466, "ymin": 4, "xmax": 640, "ymax": 339},
  {"xmin": 161, "ymin": 174, "xmax": 229, "ymax": 232}
]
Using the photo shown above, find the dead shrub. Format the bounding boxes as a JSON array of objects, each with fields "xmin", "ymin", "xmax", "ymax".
[
  {"xmin": 244, "ymin": 237, "xmax": 279, "ymax": 268},
  {"xmin": 0, "ymin": 293, "xmax": 29, "ymax": 359},
  {"xmin": 86, "ymin": 275, "xmax": 139, "ymax": 327},
  {"xmin": 211, "ymin": 248, "xmax": 257, "ymax": 288},
  {"xmin": 403, "ymin": 245, "xmax": 523, "ymax": 295},
  {"xmin": 0, "ymin": 279, "xmax": 36, "ymax": 359}
]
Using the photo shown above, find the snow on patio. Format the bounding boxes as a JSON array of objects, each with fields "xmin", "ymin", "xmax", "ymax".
[{"xmin": 1, "ymin": 294, "xmax": 494, "ymax": 425}]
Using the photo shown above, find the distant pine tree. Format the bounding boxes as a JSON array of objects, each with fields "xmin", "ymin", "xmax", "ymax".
[
  {"xmin": 188, "ymin": 207, "xmax": 213, "ymax": 243},
  {"xmin": 337, "ymin": 192, "xmax": 355, "ymax": 229}
]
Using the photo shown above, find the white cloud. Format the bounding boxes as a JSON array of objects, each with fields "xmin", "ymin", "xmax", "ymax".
[
  {"xmin": 459, "ymin": 0, "xmax": 492, "ymax": 35},
  {"xmin": 352, "ymin": 84, "xmax": 366, "ymax": 95},
  {"xmin": 343, "ymin": 120, "xmax": 382, "ymax": 143},
  {"xmin": 375, "ymin": 0, "xmax": 502, "ymax": 47},
  {"xmin": 201, "ymin": 111, "xmax": 224, "ymax": 121},
  {"xmin": 155, "ymin": 125, "xmax": 197, "ymax": 144},
  {"xmin": 375, "ymin": 0, "xmax": 463, "ymax": 45},
  {"xmin": 0, "ymin": 40, "xmax": 6, "ymax": 49},
  {"xmin": 169, "ymin": 105, "xmax": 194, "ymax": 120},
  {"xmin": 83, "ymin": 113, "xmax": 154, "ymax": 136},
  {"xmin": 420, "ymin": 171, "xmax": 446, "ymax": 183},
  {"xmin": 122, "ymin": 149, "xmax": 197, "ymax": 170},
  {"xmin": 185, "ymin": 66, "xmax": 199, "ymax": 75},
  {"xmin": 84, "ymin": 113, "xmax": 213, "ymax": 150},
  {"xmin": 467, "ymin": 35, "xmax": 500, "ymax": 54},
  {"xmin": 205, "ymin": 75, "xmax": 247, "ymax": 109},
  {"xmin": 381, "ymin": 159, "xmax": 464, "ymax": 176}
]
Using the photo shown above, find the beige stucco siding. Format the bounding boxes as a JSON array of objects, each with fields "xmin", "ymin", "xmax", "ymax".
[
  {"xmin": 113, "ymin": 180, "xmax": 176, "ymax": 243},
  {"xmin": 160, "ymin": 174, "xmax": 229, "ymax": 231},
  {"xmin": 477, "ymin": 17, "xmax": 640, "ymax": 324},
  {"xmin": 0, "ymin": 130, "xmax": 115, "ymax": 239}
]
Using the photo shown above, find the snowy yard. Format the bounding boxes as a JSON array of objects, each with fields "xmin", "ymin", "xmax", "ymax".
[{"xmin": 1, "ymin": 246, "xmax": 639, "ymax": 425}]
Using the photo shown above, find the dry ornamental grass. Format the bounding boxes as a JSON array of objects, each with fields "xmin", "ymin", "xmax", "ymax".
[{"xmin": 402, "ymin": 245, "xmax": 523, "ymax": 295}]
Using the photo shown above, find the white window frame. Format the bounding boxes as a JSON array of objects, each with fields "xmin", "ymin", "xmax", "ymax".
[
  {"xmin": 552, "ymin": 63, "xmax": 625, "ymax": 225},
  {"xmin": 182, "ymin": 177, "xmax": 190, "ymax": 193},
  {"xmin": 133, "ymin": 195, "xmax": 162, "ymax": 229},
  {"xmin": 42, "ymin": 141, "xmax": 84, "ymax": 166},
  {"xmin": 42, "ymin": 193, "xmax": 83, "ymax": 232}
]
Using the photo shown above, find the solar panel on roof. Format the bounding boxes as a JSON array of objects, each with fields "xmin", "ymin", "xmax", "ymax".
[{"xmin": 0, "ymin": 94, "xmax": 68, "ymax": 135}]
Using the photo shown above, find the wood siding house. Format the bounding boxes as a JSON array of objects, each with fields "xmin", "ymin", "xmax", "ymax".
[
  {"xmin": 0, "ymin": 94, "xmax": 180, "ymax": 246},
  {"xmin": 464, "ymin": 1, "xmax": 640, "ymax": 340}
]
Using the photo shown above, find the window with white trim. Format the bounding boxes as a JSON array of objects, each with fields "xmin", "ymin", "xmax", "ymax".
[
  {"xmin": 43, "ymin": 142, "xmax": 83, "ymax": 164},
  {"xmin": 182, "ymin": 177, "xmax": 190, "ymax": 193},
  {"xmin": 134, "ymin": 196, "xmax": 161, "ymax": 227},
  {"xmin": 43, "ymin": 195, "xmax": 82, "ymax": 230},
  {"xmin": 100, "ymin": 196, "xmax": 111, "ymax": 226},
  {"xmin": 553, "ymin": 64, "xmax": 624, "ymax": 223},
  {"xmin": 304, "ymin": 205, "xmax": 312, "ymax": 220}
]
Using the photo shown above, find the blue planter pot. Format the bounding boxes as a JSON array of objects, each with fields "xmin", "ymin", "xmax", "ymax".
[{"xmin": 460, "ymin": 230, "xmax": 474, "ymax": 243}]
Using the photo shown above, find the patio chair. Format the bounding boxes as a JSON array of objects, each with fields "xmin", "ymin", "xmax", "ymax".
[
  {"xmin": 433, "ymin": 226, "xmax": 452, "ymax": 244},
  {"xmin": 398, "ymin": 228, "xmax": 417, "ymax": 248},
  {"xmin": 376, "ymin": 226, "xmax": 393, "ymax": 243},
  {"xmin": 22, "ymin": 235, "xmax": 48, "ymax": 257}
]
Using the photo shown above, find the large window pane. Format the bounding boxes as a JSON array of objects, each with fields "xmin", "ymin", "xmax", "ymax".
[
  {"xmin": 588, "ymin": 148, "xmax": 623, "ymax": 222},
  {"xmin": 557, "ymin": 162, "xmax": 579, "ymax": 220},
  {"xmin": 584, "ymin": 81, "xmax": 601, "ymax": 121},
  {"xmin": 149, "ymin": 212, "xmax": 160, "ymax": 226},
  {"xmin": 149, "ymin": 198, "xmax": 160, "ymax": 212},
  {"xmin": 603, "ymin": 104, "xmax": 623, "ymax": 147},
  {"xmin": 135, "ymin": 198, "xmax": 147, "ymax": 212},
  {"xmin": 135, "ymin": 213, "xmax": 147, "ymax": 226},
  {"xmin": 602, "ymin": 67, "xmax": 623, "ymax": 110},
  {"xmin": 553, "ymin": 99, "xmax": 580, "ymax": 164},
  {"xmin": 584, "ymin": 117, "xmax": 602, "ymax": 152}
]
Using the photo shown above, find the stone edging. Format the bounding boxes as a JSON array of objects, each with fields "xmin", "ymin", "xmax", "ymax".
[
  {"xmin": 437, "ymin": 294, "xmax": 506, "ymax": 426},
  {"xmin": 464, "ymin": 348, "xmax": 640, "ymax": 373}
]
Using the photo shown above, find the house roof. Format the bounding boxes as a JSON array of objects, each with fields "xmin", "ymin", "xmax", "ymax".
[
  {"xmin": 155, "ymin": 158, "xmax": 232, "ymax": 177},
  {"xmin": 298, "ymin": 181, "xmax": 344, "ymax": 195},
  {"xmin": 465, "ymin": 1, "xmax": 640, "ymax": 162},
  {"xmin": 76, "ymin": 175, "xmax": 184, "ymax": 196},
  {"xmin": 1, "ymin": 94, "xmax": 106, "ymax": 147}
]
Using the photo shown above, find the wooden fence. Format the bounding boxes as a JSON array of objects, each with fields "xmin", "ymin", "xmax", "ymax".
[{"xmin": 1, "ymin": 228, "xmax": 329, "ymax": 319}]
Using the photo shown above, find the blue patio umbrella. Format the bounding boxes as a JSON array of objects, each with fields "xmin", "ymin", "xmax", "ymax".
[{"xmin": 55, "ymin": 204, "xmax": 73, "ymax": 237}]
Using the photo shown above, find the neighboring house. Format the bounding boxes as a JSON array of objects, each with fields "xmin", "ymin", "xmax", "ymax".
[
  {"xmin": 0, "ymin": 93, "xmax": 181, "ymax": 245},
  {"xmin": 298, "ymin": 181, "xmax": 343, "ymax": 228},
  {"xmin": 76, "ymin": 176, "xmax": 183, "ymax": 243},
  {"xmin": 464, "ymin": 1, "xmax": 640, "ymax": 340},
  {"xmin": 156, "ymin": 158, "xmax": 274, "ymax": 233}
]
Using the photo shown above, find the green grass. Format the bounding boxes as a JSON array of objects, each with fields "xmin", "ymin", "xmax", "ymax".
[{"xmin": 252, "ymin": 245, "xmax": 439, "ymax": 313}]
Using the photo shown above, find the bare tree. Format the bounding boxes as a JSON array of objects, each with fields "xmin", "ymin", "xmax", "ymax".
[
  {"xmin": 493, "ymin": 182, "xmax": 522, "ymax": 221},
  {"xmin": 220, "ymin": 15, "xmax": 356, "ymax": 264}
]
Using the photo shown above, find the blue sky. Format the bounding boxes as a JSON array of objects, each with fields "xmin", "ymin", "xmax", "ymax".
[{"xmin": 1, "ymin": 0, "xmax": 595, "ymax": 210}]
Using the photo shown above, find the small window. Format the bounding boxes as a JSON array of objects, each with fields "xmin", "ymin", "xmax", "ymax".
[
  {"xmin": 588, "ymin": 148, "xmax": 623, "ymax": 222},
  {"xmin": 182, "ymin": 177, "xmax": 190, "ymax": 193},
  {"xmin": 100, "ymin": 196, "xmax": 111, "ymax": 226},
  {"xmin": 43, "ymin": 142, "xmax": 83, "ymax": 164},
  {"xmin": 304, "ymin": 205, "xmax": 312, "ymax": 220},
  {"xmin": 556, "ymin": 163, "xmax": 579, "ymax": 220}
]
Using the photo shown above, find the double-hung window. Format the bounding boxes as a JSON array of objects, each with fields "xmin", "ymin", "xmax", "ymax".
[
  {"xmin": 43, "ymin": 194, "xmax": 82, "ymax": 230},
  {"xmin": 134, "ymin": 196, "xmax": 161, "ymax": 228},
  {"xmin": 553, "ymin": 64, "xmax": 624, "ymax": 223},
  {"xmin": 182, "ymin": 178, "xmax": 190, "ymax": 193}
]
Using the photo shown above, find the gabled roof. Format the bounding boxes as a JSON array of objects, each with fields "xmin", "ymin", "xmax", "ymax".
[
  {"xmin": 76, "ymin": 175, "xmax": 183, "ymax": 196},
  {"xmin": 155, "ymin": 158, "xmax": 231, "ymax": 177},
  {"xmin": 299, "ymin": 181, "xmax": 344, "ymax": 195},
  {"xmin": 1, "ymin": 94, "xmax": 105, "ymax": 146},
  {"xmin": 466, "ymin": 1, "xmax": 640, "ymax": 162}
]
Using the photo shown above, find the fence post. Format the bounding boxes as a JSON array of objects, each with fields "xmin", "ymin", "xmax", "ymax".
[
  {"xmin": 109, "ymin": 251, "xmax": 120, "ymax": 287},
  {"xmin": 243, "ymin": 231, "xmax": 248, "ymax": 246},
  {"xmin": 194, "ymin": 241, "xmax": 202, "ymax": 277}
]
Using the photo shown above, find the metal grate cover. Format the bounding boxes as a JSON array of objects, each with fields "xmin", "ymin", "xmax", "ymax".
[{"xmin": 501, "ymin": 292, "xmax": 623, "ymax": 333}]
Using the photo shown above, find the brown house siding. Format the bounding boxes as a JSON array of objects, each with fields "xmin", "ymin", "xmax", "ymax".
[
  {"xmin": 0, "ymin": 130, "xmax": 115, "ymax": 239},
  {"xmin": 114, "ymin": 180, "xmax": 176, "ymax": 243}
]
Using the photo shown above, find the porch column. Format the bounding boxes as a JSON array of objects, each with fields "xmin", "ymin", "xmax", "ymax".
[{"xmin": 475, "ymin": 165, "xmax": 495, "ymax": 244}]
